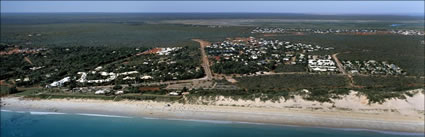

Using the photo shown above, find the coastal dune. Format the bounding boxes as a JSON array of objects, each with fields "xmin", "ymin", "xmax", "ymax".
[{"xmin": 1, "ymin": 90, "xmax": 424, "ymax": 133}]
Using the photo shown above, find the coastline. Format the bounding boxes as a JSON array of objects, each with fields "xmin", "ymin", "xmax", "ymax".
[{"xmin": 1, "ymin": 92, "xmax": 424, "ymax": 133}]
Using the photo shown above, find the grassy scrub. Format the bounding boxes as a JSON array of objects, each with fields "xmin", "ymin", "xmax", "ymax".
[
  {"xmin": 21, "ymin": 91, "xmax": 182, "ymax": 102},
  {"xmin": 0, "ymin": 86, "xmax": 19, "ymax": 96},
  {"xmin": 185, "ymin": 88, "xmax": 352, "ymax": 103},
  {"xmin": 236, "ymin": 74, "xmax": 348, "ymax": 90},
  {"xmin": 353, "ymin": 76, "xmax": 424, "ymax": 103},
  {"xmin": 1, "ymin": 23, "xmax": 251, "ymax": 48}
]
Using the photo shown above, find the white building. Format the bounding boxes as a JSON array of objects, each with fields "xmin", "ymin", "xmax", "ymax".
[{"xmin": 48, "ymin": 77, "xmax": 71, "ymax": 87}]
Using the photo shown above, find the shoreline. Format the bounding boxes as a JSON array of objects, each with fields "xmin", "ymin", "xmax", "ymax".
[
  {"xmin": 1, "ymin": 109, "xmax": 424, "ymax": 136},
  {"xmin": 1, "ymin": 96, "xmax": 424, "ymax": 133}
]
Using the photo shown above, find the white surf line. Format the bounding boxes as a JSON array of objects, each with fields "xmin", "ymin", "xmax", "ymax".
[
  {"xmin": 143, "ymin": 117, "xmax": 160, "ymax": 120},
  {"xmin": 0, "ymin": 109, "xmax": 13, "ymax": 112},
  {"xmin": 75, "ymin": 113, "xmax": 132, "ymax": 118},
  {"xmin": 166, "ymin": 118, "xmax": 234, "ymax": 124},
  {"xmin": 30, "ymin": 111, "xmax": 66, "ymax": 115},
  {"xmin": 1, "ymin": 109, "xmax": 28, "ymax": 113}
]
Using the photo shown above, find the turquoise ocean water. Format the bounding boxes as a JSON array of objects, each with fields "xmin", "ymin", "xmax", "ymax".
[{"xmin": 1, "ymin": 110, "xmax": 424, "ymax": 137}]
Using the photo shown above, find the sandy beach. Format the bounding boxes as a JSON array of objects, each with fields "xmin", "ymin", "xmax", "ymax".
[{"xmin": 1, "ymin": 90, "xmax": 424, "ymax": 133}]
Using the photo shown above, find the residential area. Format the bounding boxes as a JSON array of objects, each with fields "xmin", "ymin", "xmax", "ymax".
[
  {"xmin": 2, "ymin": 34, "xmax": 414, "ymax": 99},
  {"xmin": 205, "ymin": 37, "xmax": 335, "ymax": 74},
  {"xmin": 251, "ymin": 27, "xmax": 425, "ymax": 36},
  {"xmin": 341, "ymin": 60, "xmax": 406, "ymax": 75}
]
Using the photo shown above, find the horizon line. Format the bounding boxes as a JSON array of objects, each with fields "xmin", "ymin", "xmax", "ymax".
[{"xmin": 1, "ymin": 12, "xmax": 424, "ymax": 16}]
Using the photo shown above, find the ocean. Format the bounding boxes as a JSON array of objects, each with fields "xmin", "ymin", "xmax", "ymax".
[{"xmin": 1, "ymin": 110, "xmax": 423, "ymax": 137}]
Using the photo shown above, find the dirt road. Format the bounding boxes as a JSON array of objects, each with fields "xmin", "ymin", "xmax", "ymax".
[
  {"xmin": 332, "ymin": 53, "xmax": 356, "ymax": 88},
  {"xmin": 192, "ymin": 39, "xmax": 213, "ymax": 80},
  {"xmin": 24, "ymin": 57, "xmax": 33, "ymax": 65}
]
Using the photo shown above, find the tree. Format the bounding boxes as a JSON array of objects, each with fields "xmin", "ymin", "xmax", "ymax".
[
  {"xmin": 9, "ymin": 86, "xmax": 19, "ymax": 94},
  {"xmin": 113, "ymin": 85, "xmax": 123, "ymax": 90},
  {"xmin": 182, "ymin": 87, "xmax": 188, "ymax": 92},
  {"xmin": 68, "ymin": 81, "xmax": 77, "ymax": 90}
]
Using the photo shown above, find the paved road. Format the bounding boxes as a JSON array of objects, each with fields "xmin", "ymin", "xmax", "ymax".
[{"xmin": 192, "ymin": 39, "xmax": 213, "ymax": 80}]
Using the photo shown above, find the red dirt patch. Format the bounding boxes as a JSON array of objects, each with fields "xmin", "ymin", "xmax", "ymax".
[
  {"xmin": 262, "ymin": 34, "xmax": 278, "ymax": 37},
  {"xmin": 0, "ymin": 48, "xmax": 20, "ymax": 55},
  {"xmin": 0, "ymin": 80, "xmax": 10, "ymax": 86},
  {"xmin": 0, "ymin": 48, "xmax": 40, "ymax": 55},
  {"xmin": 226, "ymin": 37, "xmax": 254, "ymax": 43},
  {"xmin": 139, "ymin": 87, "xmax": 160, "ymax": 91},
  {"xmin": 136, "ymin": 48, "xmax": 162, "ymax": 56}
]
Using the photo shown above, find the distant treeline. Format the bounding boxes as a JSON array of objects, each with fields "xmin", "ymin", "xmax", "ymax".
[{"xmin": 2, "ymin": 13, "xmax": 424, "ymax": 25}]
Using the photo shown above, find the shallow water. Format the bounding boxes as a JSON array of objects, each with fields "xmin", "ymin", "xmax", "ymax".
[{"xmin": 1, "ymin": 110, "xmax": 423, "ymax": 137}]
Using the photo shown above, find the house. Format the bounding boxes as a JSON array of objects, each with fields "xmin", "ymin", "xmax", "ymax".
[
  {"xmin": 169, "ymin": 92, "xmax": 180, "ymax": 96},
  {"xmin": 115, "ymin": 90, "xmax": 124, "ymax": 95},
  {"xmin": 141, "ymin": 75, "xmax": 153, "ymax": 80},
  {"xmin": 95, "ymin": 66, "xmax": 103, "ymax": 71},
  {"xmin": 95, "ymin": 89, "xmax": 107, "ymax": 95},
  {"xmin": 251, "ymin": 55, "xmax": 258, "ymax": 60},
  {"xmin": 47, "ymin": 77, "xmax": 71, "ymax": 88},
  {"xmin": 123, "ymin": 76, "xmax": 135, "ymax": 80},
  {"xmin": 23, "ymin": 77, "xmax": 30, "ymax": 82}
]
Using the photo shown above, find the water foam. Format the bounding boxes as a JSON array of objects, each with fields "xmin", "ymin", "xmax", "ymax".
[
  {"xmin": 166, "ymin": 118, "xmax": 234, "ymax": 124},
  {"xmin": 143, "ymin": 117, "xmax": 160, "ymax": 120},
  {"xmin": 30, "ymin": 111, "xmax": 66, "ymax": 115},
  {"xmin": 75, "ymin": 113, "xmax": 132, "ymax": 118},
  {"xmin": 0, "ymin": 109, "xmax": 13, "ymax": 112}
]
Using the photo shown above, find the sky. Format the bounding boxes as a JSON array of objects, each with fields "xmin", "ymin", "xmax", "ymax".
[{"xmin": 1, "ymin": 1, "xmax": 424, "ymax": 15}]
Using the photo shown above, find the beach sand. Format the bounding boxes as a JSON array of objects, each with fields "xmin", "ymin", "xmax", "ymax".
[{"xmin": 1, "ymin": 89, "xmax": 424, "ymax": 133}]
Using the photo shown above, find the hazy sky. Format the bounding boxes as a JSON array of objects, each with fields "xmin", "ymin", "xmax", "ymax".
[{"xmin": 1, "ymin": 1, "xmax": 424, "ymax": 15}]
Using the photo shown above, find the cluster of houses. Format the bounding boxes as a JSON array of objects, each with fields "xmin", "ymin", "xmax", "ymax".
[
  {"xmin": 251, "ymin": 27, "xmax": 288, "ymax": 33},
  {"xmin": 76, "ymin": 68, "xmax": 153, "ymax": 84},
  {"xmin": 206, "ymin": 37, "xmax": 334, "ymax": 73},
  {"xmin": 50, "ymin": 46, "xmax": 201, "ymax": 88},
  {"xmin": 15, "ymin": 77, "xmax": 31, "ymax": 82},
  {"xmin": 27, "ymin": 33, "xmax": 42, "ymax": 37},
  {"xmin": 312, "ymin": 29, "xmax": 377, "ymax": 34},
  {"xmin": 29, "ymin": 66, "xmax": 44, "ymax": 71},
  {"xmin": 46, "ymin": 67, "xmax": 155, "ymax": 88},
  {"xmin": 390, "ymin": 30, "xmax": 424, "ymax": 36},
  {"xmin": 70, "ymin": 87, "xmax": 124, "ymax": 95},
  {"xmin": 251, "ymin": 27, "xmax": 424, "ymax": 36},
  {"xmin": 251, "ymin": 27, "xmax": 378, "ymax": 34},
  {"xmin": 341, "ymin": 60, "xmax": 405, "ymax": 75},
  {"xmin": 307, "ymin": 55, "xmax": 338, "ymax": 72},
  {"xmin": 94, "ymin": 89, "xmax": 124, "ymax": 95},
  {"xmin": 157, "ymin": 47, "xmax": 182, "ymax": 55},
  {"xmin": 207, "ymin": 37, "xmax": 333, "ymax": 55},
  {"xmin": 134, "ymin": 50, "xmax": 203, "ymax": 81}
]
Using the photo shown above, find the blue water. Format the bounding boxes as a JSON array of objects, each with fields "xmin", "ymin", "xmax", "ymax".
[
  {"xmin": 391, "ymin": 24, "xmax": 404, "ymax": 27},
  {"xmin": 1, "ymin": 110, "xmax": 424, "ymax": 137}
]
